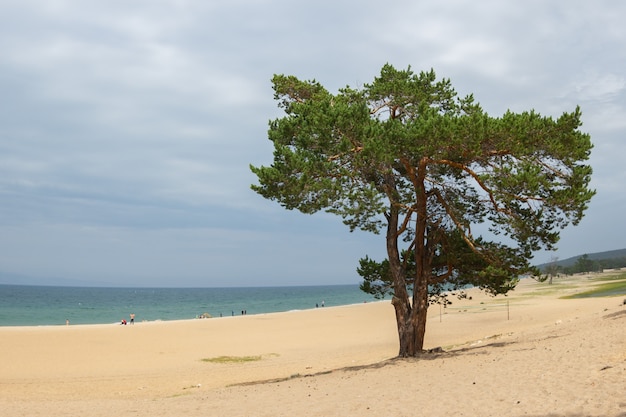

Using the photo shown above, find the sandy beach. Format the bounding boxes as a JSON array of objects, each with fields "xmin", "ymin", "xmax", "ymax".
[{"xmin": 1, "ymin": 273, "xmax": 624, "ymax": 417}]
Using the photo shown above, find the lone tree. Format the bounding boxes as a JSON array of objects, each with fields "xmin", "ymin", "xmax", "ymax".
[
  {"xmin": 250, "ymin": 64, "xmax": 595, "ymax": 357},
  {"xmin": 544, "ymin": 256, "xmax": 561, "ymax": 284}
]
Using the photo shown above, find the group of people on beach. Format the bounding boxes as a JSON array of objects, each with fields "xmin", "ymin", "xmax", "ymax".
[
  {"xmin": 120, "ymin": 313, "xmax": 135, "ymax": 325},
  {"xmin": 117, "ymin": 301, "xmax": 335, "ymax": 325}
]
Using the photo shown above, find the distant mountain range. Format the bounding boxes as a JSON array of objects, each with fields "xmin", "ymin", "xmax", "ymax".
[{"xmin": 535, "ymin": 248, "xmax": 626, "ymax": 269}]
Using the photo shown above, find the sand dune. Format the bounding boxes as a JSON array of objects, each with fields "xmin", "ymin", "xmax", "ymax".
[{"xmin": 1, "ymin": 273, "xmax": 624, "ymax": 416}]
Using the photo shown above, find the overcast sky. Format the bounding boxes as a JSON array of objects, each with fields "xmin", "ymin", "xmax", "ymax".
[{"xmin": 1, "ymin": 1, "xmax": 625, "ymax": 287}]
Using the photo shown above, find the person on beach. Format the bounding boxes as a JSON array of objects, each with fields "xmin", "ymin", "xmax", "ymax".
[
  {"xmin": 121, "ymin": 319, "xmax": 127, "ymax": 325},
  {"xmin": 129, "ymin": 313, "xmax": 135, "ymax": 325}
]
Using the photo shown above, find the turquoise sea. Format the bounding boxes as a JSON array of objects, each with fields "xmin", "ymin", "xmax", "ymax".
[{"xmin": 0, "ymin": 284, "xmax": 378, "ymax": 326}]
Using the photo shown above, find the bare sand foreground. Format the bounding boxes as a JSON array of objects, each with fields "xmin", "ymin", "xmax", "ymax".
[{"xmin": 1, "ymin": 273, "xmax": 625, "ymax": 417}]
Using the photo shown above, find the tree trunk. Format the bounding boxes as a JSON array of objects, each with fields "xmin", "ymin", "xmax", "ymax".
[
  {"xmin": 408, "ymin": 157, "xmax": 430, "ymax": 355},
  {"xmin": 411, "ymin": 272, "xmax": 429, "ymax": 353},
  {"xmin": 392, "ymin": 295, "xmax": 414, "ymax": 357},
  {"xmin": 389, "ymin": 157, "xmax": 430, "ymax": 357},
  {"xmin": 386, "ymin": 198, "xmax": 430, "ymax": 357},
  {"xmin": 391, "ymin": 271, "xmax": 429, "ymax": 356},
  {"xmin": 386, "ymin": 202, "xmax": 416, "ymax": 357},
  {"xmin": 391, "ymin": 284, "xmax": 428, "ymax": 357}
]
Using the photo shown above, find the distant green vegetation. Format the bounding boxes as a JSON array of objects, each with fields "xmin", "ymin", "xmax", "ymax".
[
  {"xmin": 562, "ymin": 276, "xmax": 626, "ymax": 299},
  {"xmin": 544, "ymin": 254, "xmax": 626, "ymax": 276}
]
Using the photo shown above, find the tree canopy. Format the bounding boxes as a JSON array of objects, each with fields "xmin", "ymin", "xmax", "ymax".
[{"xmin": 251, "ymin": 64, "xmax": 595, "ymax": 356}]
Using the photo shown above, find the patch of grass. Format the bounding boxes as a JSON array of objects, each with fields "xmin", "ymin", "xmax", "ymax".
[
  {"xmin": 202, "ymin": 355, "xmax": 262, "ymax": 363},
  {"xmin": 168, "ymin": 392, "xmax": 191, "ymax": 398},
  {"xmin": 561, "ymin": 280, "xmax": 626, "ymax": 299},
  {"xmin": 528, "ymin": 284, "xmax": 579, "ymax": 294},
  {"xmin": 201, "ymin": 353, "xmax": 278, "ymax": 364},
  {"xmin": 589, "ymin": 272, "xmax": 626, "ymax": 282}
]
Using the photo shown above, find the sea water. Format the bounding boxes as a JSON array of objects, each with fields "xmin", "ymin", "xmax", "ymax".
[{"xmin": 0, "ymin": 284, "xmax": 377, "ymax": 326}]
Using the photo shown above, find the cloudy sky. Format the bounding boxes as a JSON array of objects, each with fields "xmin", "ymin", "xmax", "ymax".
[{"xmin": 1, "ymin": 1, "xmax": 624, "ymax": 287}]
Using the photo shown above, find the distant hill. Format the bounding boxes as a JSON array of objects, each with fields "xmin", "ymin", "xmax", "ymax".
[{"xmin": 535, "ymin": 248, "xmax": 626, "ymax": 269}]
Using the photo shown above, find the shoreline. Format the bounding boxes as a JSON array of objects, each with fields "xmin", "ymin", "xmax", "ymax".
[
  {"xmin": 0, "ymin": 299, "xmax": 386, "ymax": 330},
  {"xmin": 4, "ymin": 272, "xmax": 621, "ymax": 328}
]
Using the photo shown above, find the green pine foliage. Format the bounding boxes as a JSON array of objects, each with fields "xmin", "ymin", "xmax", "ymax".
[{"xmin": 251, "ymin": 64, "xmax": 594, "ymax": 355}]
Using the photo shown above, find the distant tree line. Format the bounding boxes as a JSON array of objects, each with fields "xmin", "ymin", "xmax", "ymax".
[{"xmin": 544, "ymin": 254, "xmax": 626, "ymax": 277}]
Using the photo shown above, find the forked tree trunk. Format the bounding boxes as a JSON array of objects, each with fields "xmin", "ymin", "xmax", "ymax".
[
  {"xmin": 408, "ymin": 157, "xmax": 430, "ymax": 355},
  {"xmin": 388, "ymin": 159, "xmax": 430, "ymax": 357},
  {"xmin": 386, "ymin": 202, "xmax": 429, "ymax": 357}
]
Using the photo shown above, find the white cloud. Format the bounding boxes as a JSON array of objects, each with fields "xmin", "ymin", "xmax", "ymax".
[{"xmin": 567, "ymin": 73, "xmax": 625, "ymax": 103}]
